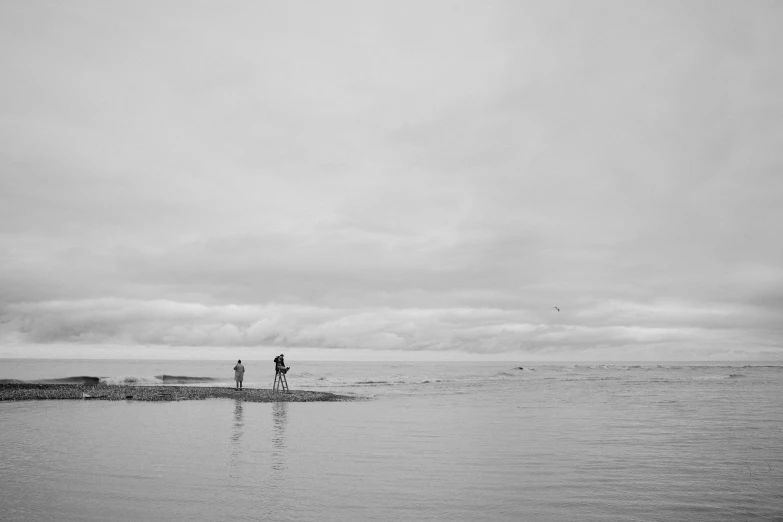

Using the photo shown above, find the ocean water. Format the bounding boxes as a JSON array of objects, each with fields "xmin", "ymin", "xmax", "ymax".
[{"xmin": 1, "ymin": 359, "xmax": 781, "ymax": 521}]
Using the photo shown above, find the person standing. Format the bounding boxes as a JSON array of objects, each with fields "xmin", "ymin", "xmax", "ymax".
[{"xmin": 233, "ymin": 360, "xmax": 245, "ymax": 390}]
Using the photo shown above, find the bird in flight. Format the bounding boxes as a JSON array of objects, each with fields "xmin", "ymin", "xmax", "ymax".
[{"xmin": 553, "ymin": 306, "xmax": 560, "ymax": 312}]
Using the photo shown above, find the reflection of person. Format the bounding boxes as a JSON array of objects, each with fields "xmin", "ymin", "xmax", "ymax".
[
  {"xmin": 274, "ymin": 354, "xmax": 290, "ymax": 375},
  {"xmin": 233, "ymin": 360, "xmax": 245, "ymax": 390}
]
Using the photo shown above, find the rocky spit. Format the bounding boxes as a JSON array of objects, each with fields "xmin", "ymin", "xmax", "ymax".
[{"xmin": 0, "ymin": 383, "xmax": 357, "ymax": 403}]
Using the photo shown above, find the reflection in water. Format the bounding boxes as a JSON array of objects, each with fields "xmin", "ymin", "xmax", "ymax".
[
  {"xmin": 264, "ymin": 401, "xmax": 289, "ymax": 518},
  {"xmin": 233, "ymin": 399, "xmax": 244, "ymax": 442},
  {"xmin": 230, "ymin": 399, "xmax": 244, "ymax": 475},
  {"xmin": 271, "ymin": 401, "xmax": 288, "ymax": 471}
]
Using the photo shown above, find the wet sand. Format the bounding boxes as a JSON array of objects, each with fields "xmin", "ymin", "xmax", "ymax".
[{"xmin": 0, "ymin": 383, "xmax": 356, "ymax": 402}]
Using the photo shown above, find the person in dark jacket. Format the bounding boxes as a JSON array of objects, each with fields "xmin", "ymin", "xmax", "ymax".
[{"xmin": 274, "ymin": 354, "xmax": 290, "ymax": 375}]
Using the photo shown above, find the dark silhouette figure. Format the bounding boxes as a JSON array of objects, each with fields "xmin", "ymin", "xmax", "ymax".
[
  {"xmin": 553, "ymin": 307, "xmax": 560, "ymax": 312},
  {"xmin": 233, "ymin": 359, "xmax": 245, "ymax": 389},
  {"xmin": 274, "ymin": 354, "xmax": 290, "ymax": 375}
]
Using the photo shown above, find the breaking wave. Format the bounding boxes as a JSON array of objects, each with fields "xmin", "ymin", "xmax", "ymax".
[
  {"xmin": 15, "ymin": 375, "xmax": 223, "ymax": 386},
  {"xmin": 101, "ymin": 375, "xmax": 221, "ymax": 385},
  {"xmin": 33, "ymin": 376, "xmax": 101, "ymax": 385}
]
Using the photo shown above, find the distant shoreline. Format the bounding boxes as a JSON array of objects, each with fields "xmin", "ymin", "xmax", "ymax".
[{"xmin": 0, "ymin": 383, "xmax": 358, "ymax": 403}]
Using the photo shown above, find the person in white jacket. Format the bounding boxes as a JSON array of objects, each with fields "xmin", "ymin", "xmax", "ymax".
[{"xmin": 233, "ymin": 360, "xmax": 245, "ymax": 390}]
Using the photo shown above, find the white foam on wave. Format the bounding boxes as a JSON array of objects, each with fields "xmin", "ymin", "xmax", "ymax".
[
  {"xmin": 100, "ymin": 375, "xmax": 164, "ymax": 385},
  {"xmin": 691, "ymin": 374, "xmax": 733, "ymax": 380},
  {"xmin": 292, "ymin": 373, "xmax": 451, "ymax": 388}
]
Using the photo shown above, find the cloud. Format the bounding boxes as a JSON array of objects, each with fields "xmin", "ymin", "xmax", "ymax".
[
  {"xmin": 1, "ymin": 297, "xmax": 779, "ymax": 360},
  {"xmin": 1, "ymin": 2, "xmax": 782, "ymax": 359}
]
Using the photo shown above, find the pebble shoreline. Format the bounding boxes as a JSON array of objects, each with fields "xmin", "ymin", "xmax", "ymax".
[{"xmin": 0, "ymin": 383, "xmax": 358, "ymax": 403}]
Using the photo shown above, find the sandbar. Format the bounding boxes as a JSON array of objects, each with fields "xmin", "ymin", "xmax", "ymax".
[{"xmin": 0, "ymin": 383, "xmax": 357, "ymax": 402}]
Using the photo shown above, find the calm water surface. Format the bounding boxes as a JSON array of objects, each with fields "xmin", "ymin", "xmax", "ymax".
[{"xmin": 1, "ymin": 361, "xmax": 781, "ymax": 521}]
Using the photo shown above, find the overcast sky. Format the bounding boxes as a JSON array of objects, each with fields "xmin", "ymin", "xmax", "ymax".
[{"xmin": 1, "ymin": 1, "xmax": 781, "ymax": 361}]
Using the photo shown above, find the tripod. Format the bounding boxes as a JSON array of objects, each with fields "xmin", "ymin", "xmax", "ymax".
[{"xmin": 273, "ymin": 370, "xmax": 289, "ymax": 393}]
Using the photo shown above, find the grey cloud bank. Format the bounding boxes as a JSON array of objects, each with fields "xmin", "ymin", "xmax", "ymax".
[
  {"xmin": 1, "ymin": 1, "xmax": 781, "ymax": 360},
  {"xmin": 2, "ymin": 298, "xmax": 778, "ymax": 361}
]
